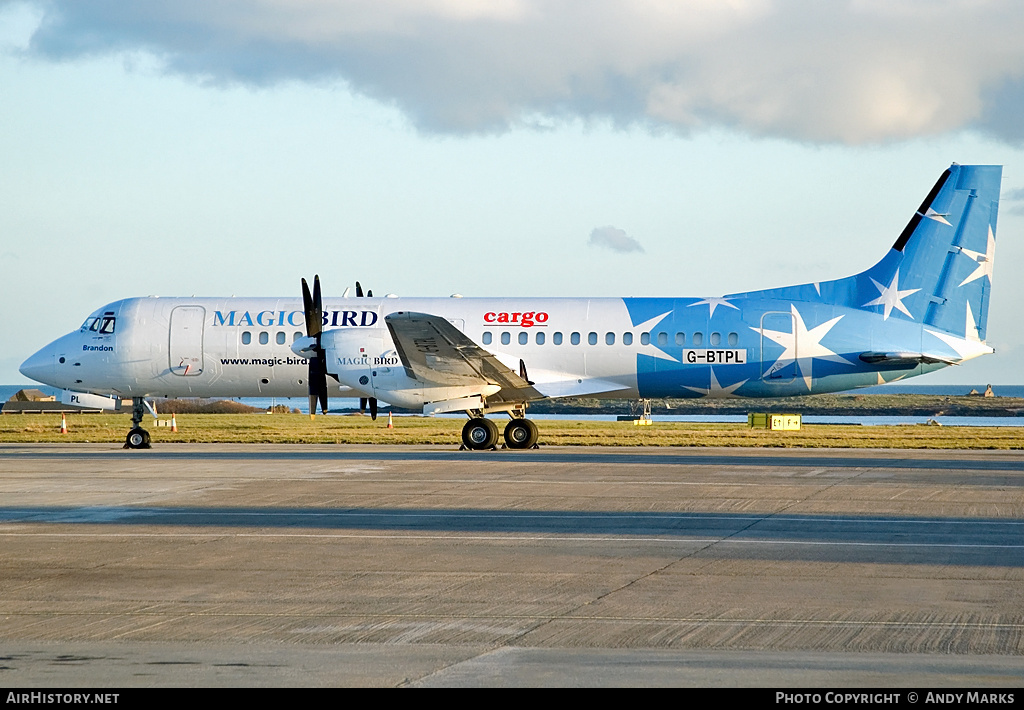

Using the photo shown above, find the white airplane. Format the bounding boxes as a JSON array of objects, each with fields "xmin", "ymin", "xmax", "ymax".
[{"xmin": 20, "ymin": 164, "xmax": 1001, "ymax": 450}]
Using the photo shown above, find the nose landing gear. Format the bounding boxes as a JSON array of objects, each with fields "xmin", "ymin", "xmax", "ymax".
[{"xmin": 124, "ymin": 397, "xmax": 151, "ymax": 449}]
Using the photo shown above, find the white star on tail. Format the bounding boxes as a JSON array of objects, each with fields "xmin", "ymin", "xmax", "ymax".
[
  {"xmin": 923, "ymin": 207, "xmax": 952, "ymax": 226},
  {"xmin": 751, "ymin": 305, "xmax": 851, "ymax": 391},
  {"xmin": 958, "ymin": 226, "xmax": 996, "ymax": 287},
  {"xmin": 862, "ymin": 269, "xmax": 920, "ymax": 320},
  {"xmin": 684, "ymin": 368, "xmax": 747, "ymax": 398},
  {"xmin": 687, "ymin": 297, "xmax": 739, "ymax": 318}
]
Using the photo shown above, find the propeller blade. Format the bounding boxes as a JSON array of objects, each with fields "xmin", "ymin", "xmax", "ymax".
[
  {"xmin": 301, "ymin": 275, "xmax": 328, "ymax": 417},
  {"xmin": 312, "ymin": 275, "xmax": 323, "ymax": 334},
  {"xmin": 355, "ymin": 281, "xmax": 364, "ymax": 298},
  {"xmin": 359, "ymin": 397, "xmax": 367, "ymax": 415},
  {"xmin": 301, "ymin": 276, "xmax": 323, "ymax": 338},
  {"xmin": 367, "ymin": 289, "xmax": 372, "ymax": 298},
  {"xmin": 370, "ymin": 397, "xmax": 378, "ymax": 421},
  {"xmin": 308, "ymin": 339, "xmax": 328, "ymax": 416},
  {"xmin": 301, "ymin": 278, "xmax": 314, "ymax": 332}
]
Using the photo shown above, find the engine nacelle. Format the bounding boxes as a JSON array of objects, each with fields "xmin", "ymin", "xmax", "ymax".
[{"xmin": 321, "ymin": 327, "xmax": 494, "ymax": 410}]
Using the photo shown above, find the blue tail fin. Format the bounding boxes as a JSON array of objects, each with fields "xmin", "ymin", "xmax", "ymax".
[{"xmin": 730, "ymin": 164, "xmax": 1001, "ymax": 341}]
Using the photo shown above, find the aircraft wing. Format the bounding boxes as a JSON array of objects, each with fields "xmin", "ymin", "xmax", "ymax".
[{"xmin": 385, "ymin": 312, "xmax": 545, "ymax": 403}]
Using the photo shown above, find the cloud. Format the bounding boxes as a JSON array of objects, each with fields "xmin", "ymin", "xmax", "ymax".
[
  {"xmin": 1004, "ymin": 187, "xmax": 1024, "ymax": 216},
  {"xmin": 589, "ymin": 226, "xmax": 644, "ymax": 253},
  {"xmin": 9, "ymin": 0, "xmax": 1024, "ymax": 144}
]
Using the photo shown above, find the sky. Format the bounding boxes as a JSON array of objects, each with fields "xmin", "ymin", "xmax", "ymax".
[{"xmin": 2, "ymin": 0, "xmax": 1024, "ymax": 386}]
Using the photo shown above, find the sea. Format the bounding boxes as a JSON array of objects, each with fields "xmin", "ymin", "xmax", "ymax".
[{"xmin": 5, "ymin": 383, "xmax": 1024, "ymax": 427}]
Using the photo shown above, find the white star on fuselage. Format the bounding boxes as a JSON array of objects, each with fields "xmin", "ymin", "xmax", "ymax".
[
  {"xmin": 958, "ymin": 226, "xmax": 996, "ymax": 287},
  {"xmin": 751, "ymin": 304, "xmax": 851, "ymax": 391},
  {"xmin": 683, "ymin": 368, "xmax": 747, "ymax": 398},
  {"xmin": 634, "ymin": 311, "xmax": 678, "ymax": 363},
  {"xmin": 688, "ymin": 297, "xmax": 739, "ymax": 318},
  {"xmin": 862, "ymin": 269, "xmax": 919, "ymax": 320}
]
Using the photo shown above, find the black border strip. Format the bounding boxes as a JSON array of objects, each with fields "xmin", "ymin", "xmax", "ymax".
[{"xmin": 892, "ymin": 168, "xmax": 951, "ymax": 252}]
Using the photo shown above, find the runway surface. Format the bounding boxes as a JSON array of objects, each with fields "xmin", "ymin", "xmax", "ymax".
[{"xmin": 1, "ymin": 443, "xmax": 1023, "ymax": 686}]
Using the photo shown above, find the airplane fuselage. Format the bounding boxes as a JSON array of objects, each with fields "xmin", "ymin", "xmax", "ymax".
[{"xmin": 22, "ymin": 292, "xmax": 970, "ymax": 405}]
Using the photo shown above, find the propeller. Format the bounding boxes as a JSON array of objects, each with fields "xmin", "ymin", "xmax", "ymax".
[
  {"xmin": 301, "ymin": 275, "xmax": 329, "ymax": 418},
  {"xmin": 355, "ymin": 281, "xmax": 378, "ymax": 420}
]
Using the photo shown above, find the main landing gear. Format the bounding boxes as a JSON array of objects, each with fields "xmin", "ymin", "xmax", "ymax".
[
  {"xmin": 124, "ymin": 397, "xmax": 151, "ymax": 449},
  {"xmin": 461, "ymin": 416, "xmax": 539, "ymax": 451}
]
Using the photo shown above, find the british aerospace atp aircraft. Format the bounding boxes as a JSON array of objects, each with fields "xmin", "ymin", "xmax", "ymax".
[{"xmin": 20, "ymin": 164, "xmax": 1001, "ymax": 449}]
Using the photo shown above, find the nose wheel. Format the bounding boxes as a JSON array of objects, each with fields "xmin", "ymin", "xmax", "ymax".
[
  {"xmin": 125, "ymin": 427, "xmax": 151, "ymax": 449},
  {"xmin": 123, "ymin": 397, "xmax": 152, "ymax": 449}
]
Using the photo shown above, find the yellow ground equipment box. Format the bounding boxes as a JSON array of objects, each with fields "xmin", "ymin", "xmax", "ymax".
[{"xmin": 748, "ymin": 413, "xmax": 802, "ymax": 430}]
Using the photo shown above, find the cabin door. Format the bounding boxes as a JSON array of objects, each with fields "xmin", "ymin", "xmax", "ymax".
[
  {"xmin": 169, "ymin": 306, "xmax": 206, "ymax": 376},
  {"xmin": 759, "ymin": 311, "xmax": 796, "ymax": 383}
]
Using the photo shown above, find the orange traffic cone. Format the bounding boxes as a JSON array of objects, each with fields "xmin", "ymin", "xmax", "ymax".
[
  {"xmin": 171, "ymin": 414, "xmax": 178, "ymax": 433},
  {"xmin": 60, "ymin": 413, "xmax": 67, "ymax": 434},
  {"xmin": 387, "ymin": 411, "xmax": 394, "ymax": 429}
]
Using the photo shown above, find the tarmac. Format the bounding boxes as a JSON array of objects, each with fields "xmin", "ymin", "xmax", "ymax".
[{"xmin": 1, "ymin": 443, "xmax": 1023, "ymax": 687}]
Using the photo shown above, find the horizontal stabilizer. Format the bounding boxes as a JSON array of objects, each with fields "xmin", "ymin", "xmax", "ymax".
[{"xmin": 858, "ymin": 352, "xmax": 956, "ymax": 367}]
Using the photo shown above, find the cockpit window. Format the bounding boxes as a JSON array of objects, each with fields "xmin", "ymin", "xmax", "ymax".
[{"xmin": 81, "ymin": 314, "xmax": 116, "ymax": 334}]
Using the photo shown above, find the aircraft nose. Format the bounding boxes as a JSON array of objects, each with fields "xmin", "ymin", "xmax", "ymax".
[{"xmin": 19, "ymin": 346, "xmax": 55, "ymax": 385}]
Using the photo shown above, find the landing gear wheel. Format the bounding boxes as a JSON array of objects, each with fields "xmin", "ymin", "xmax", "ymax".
[
  {"xmin": 462, "ymin": 418, "xmax": 498, "ymax": 450},
  {"xmin": 503, "ymin": 419, "xmax": 538, "ymax": 449},
  {"xmin": 125, "ymin": 428, "xmax": 151, "ymax": 449}
]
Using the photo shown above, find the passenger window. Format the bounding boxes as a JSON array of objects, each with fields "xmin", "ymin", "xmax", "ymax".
[
  {"xmin": 623, "ymin": 332, "xmax": 633, "ymax": 345},
  {"xmin": 710, "ymin": 332, "xmax": 721, "ymax": 346},
  {"xmin": 571, "ymin": 332, "xmax": 581, "ymax": 345},
  {"xmin": 242, "ymin": 331, "xmax": 252, "ymax": 345},
  {"xmin": 276, "ymin": 332, "xmax": 286, "ymax": 345},
  {"xmin": 259, "ymin": 332, "xmax": 269, "ymax": 345},
  {"xmin": 501, "ymin": 332, "xmax": 511, "ymax": 345},
  {"xmin": 293, "ymin": 332, "xmax": 303, "ymax": 342},
  {"xmin": 482, "ymin": 332, "xmax": 492, "ymax": 345},
  {"xmin": 657, "ymin": 332, "xmax": 668, "ymax": 347},
  {"xmin": 554, "ymin": 332, "xmax": 563, "ymax": 345},
  {"xmin": 606, "ymin": 332, "xmax": 615, "ymax": 345},
  {"xmin": 588, "ymin": 332, "xmax": 598, "ymax": 345},
  {"xmin": 519, "ymin": 332, "xmax": 528, "ymax": 345},
  {"xmin": 536, "ymin": 332, "xmax": 545, "ymax": 345},
  {"xmin": 693, "ymin": 332, "xmax": 703, "ymax": 345},
  {"xmin": 728, "ymin": 332, "xmax": 738, "ymax": 346},
  {"xmin": 640, "ymin": 332, "xmax": 650, "ymax": 345},
  {"xmin": 675, "ymin": 332, "xmax": 685, "ymax": 346}
]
